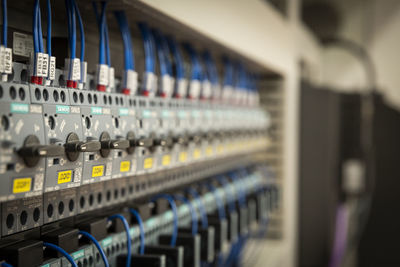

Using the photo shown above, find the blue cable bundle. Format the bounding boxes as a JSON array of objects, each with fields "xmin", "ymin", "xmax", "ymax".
[
  {"xmin": 43, "ymin": 242, "xmax": 78, "ymax": 267},
  {"xmin": 186, "ymin": 188, "xmax": 208, "ymax": 229},
  {"xmin": 114, "ymin": 11, "xmax": 134, "ymax": 71},
  {"xmin": 151, "ymin": 194, "xmax": 178, "ymax": 246},
  {"xmin": 166, "ymin": 37, "xmax": 184, "ymax": 80},
  {"xmin": 160, "ymin": 33, "xmax": 173, "ymax": 77},
  {"xmin": 78, "ymin": 230, "xmax": 110, "ymax": 267},
  {"xmin": 152, "ymin": 29, "xmax": 168, "ymax": 77},
  {"xmin": 129, "ymin": 208, "xmax": 146, "ymax": 255},
  {"xmin": 174, "ymin": 194, "xmax": 198, "ymax": 236},
  {"xmin": 108, "ymin": 214, "xmax": 131, "ymax": 267},
  {"xmin": 138, "ymin": 22, "xmax": 155, "ymax": 73},
  {"xmin": 205, "ymin": 183, "xmax": 226, "ymax": 220}
]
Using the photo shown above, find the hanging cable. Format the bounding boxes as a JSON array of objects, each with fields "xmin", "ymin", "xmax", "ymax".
[
  {"xmin": 174, "ymin": 194, "xmax": 198, "ymax": 236},
  {"xmin": 151, "ymin": 194, "xmax": 178, "ymax": 246},
  {"xmin": 108, "ymin": 214, "xmax": 131, "ymax": 267},
  {"xmin": 78, "ymin": 231, "xmax": 109, "ymax": 267},
  {"xmin": 43, "ymin": 242, "xmax": 78, "ymax": 267},
  {"xmin": 217, "ymin": 176, "xmax": 236, "ymax": 213},
  {"xmin": 129, "ymin": 208, "xmax": 146, "ymax": 255},
  {"xmin": 187, "ymin": 188, "xmax": 208, "ymax": 229}
]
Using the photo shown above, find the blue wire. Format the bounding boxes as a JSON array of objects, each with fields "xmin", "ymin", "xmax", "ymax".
[
  {"xmin": 148, "ymin": 27, "xmax": 157, "ymax": 73},
  {"xmin": 65, "ymin": 0, "xmax": 71, "ymax": 55},
  {"xmin": 166, "ymin": 37, "xmax": 184, "ymax": 79},
  {"xmin": 187, "ymin": 188, "xmax": 208, "ymax": 229},
  {"xmin": 138, "ymin": 23, "xmax": 154, "ymax": 73},
  {"xmin": 2, "ymin": 0, "xmax": 7, "ymax": 47},
  {"xmin": 206, "ymin": 183, "xmax": 226, "ymax": 220},
  {"xmin": 71, "ymin": 0, "xmax": 84, "ymax": 61},
  {"xmin": 174, "ymin": 194, "xmax": 198, "ymax": 236},
  {"xmin": 184, "ymin": 43, "xmax": 202, "ymax": 81},
  {"xmin": 114, "ymin": 11, "xmax": 133, "ymax": 71},
  {"xmin": 108, "ymin": 214, "xmax": 131, "ymax": 267},
  {"xmin": 152, "ymin": 29, "xmax": 167, "ymax": 76},
  {"xmin": 151, "ymin": 194, "xmax": 178, "ymax": 246},
  {"xmin": 1, "ymin": 262, "xmax": 13, "ymax": 267},
  {"xmin": 78, "ymin": 230, "xmax": 109, "ymax": 267},
  {"xmin": 43, "ymin": 242, "xmax": 78, "ymax": 267},
  {"xmin": 37, "ymin": 7, "xmax": 44, "ymax": 53},
  {"xmin": 104, "ymin": 16, "xmax": 110, "ymax": 66},
  {"xmin": 69, "ymin": 0, "xmax": 76, "ymax": 59},
  {"xmin": 46, "ymin": 0, "xmax": 51, "ymax": 56},
  {"xmin": 32, "ymin": 0, "xmax": 40, "ymax": 76},
  {"xmin": 129, "ymin": 208, "xmax": 146, "ymax": 255}
]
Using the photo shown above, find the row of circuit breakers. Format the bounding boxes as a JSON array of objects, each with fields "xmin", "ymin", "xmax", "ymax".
[
  {"xmin": 0, "ymin": 0, "xmax": 276, "ymax": 266},
  {"xmin": 0, "ymin": 64, "xmax": 273, "ymax": 267}
]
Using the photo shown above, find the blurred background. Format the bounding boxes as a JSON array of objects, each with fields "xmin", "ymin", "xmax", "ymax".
[{"xmin": 146, "ymin": 0, "xmax": 400, "ymax": 266}]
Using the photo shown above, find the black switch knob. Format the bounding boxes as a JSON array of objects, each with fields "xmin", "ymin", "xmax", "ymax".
[
  {"xmin": 173, "ymin": 133, "xmax": 189, "ymax": 146},
  {"xmin": 18, "ymin": 135, "xmax": 65, "ymax": 167},
  {"xmin": 154, "ymin": 135, "xmax": 173, "ymax": 148},
  {"xmin": 99, "ymin": 132, "xmax": 130, "ymax": 158},
  {"xmin": 126, "ymin": 131, "xmax": 136, "ymax": 154},
  {"xmin": 136, "ymin": 136, "xmax": 154, "ymax": 148},
  {"xmin": 190, "ymin": 134, "xmax": 202, "ymax": 144},
  {"xmin": 65, "ymin": 133, "xmax": 101, "ymax": 161}
]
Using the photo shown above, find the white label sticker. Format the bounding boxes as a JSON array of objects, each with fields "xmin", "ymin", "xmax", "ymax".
[
  {"xmin": 49, "ymin": 56, "xmax": 56, "ymax": 80},
  {"xmin": 97, "ymin": 64, "xmax": 109, "ymax": 86},
  {"xmin": 35, "ymin": 52, "xmax": 44, "ymax": 76},
  {"xmin": 13, "ymin": 32, "xmax": 33, "ymax": 57},
  {"xmin": 80, "ymin": 61, "xmax": 87, "ymax": 83},
  {"xmin": 4, "ymin": 48, "xmax": 12, "ymax": 74},
  {"xmin": 126, "ymin": 69, "xmax": 138, "ymax": 94},
  {"xmin": 108, "ymin": 67, "xmax": 115, "ymax": 90},
  {"xmin": 72, "ymin": 58, "xmax": 81, "ymax": 81},
  {"xmin": 41, "ymin": 53, "xmax": 49, "ymax": 77}
]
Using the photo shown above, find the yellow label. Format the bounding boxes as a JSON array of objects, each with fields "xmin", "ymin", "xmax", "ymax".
[
  {"xmin": 144, "ymin": 157, "xmax": 153, "ymax": 169},
  {"xmin": 120, "ymin": 161, "xmax": 131, "ymax": 172},
  {"xmin": 217, "ymin": 145, "xmax": 224, "ymax": 154},
  {"xmin": 162, "ymin": 155, "xmax": 171, "ymax": 166},
  {"xmin": 193, "ymin": 149, "xmax": 201, "ymax": 159},
  {"xmin": 92, "ymin": 165, "xmax": 104, "ymax": 177},
  {"xmin": 179, "ymin": 151, "xmax": 187, "ymax": 162},
  {"xmin": 57, "ymin": 170, "xmax": 72, "ymax": 184},
  {"xmin": 206, "ymin": 146, "xmax": 213, "ymax": 156},
  {"xmin": 13, "ymin": 178, "xmax": 32, "ymax": 193}
]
